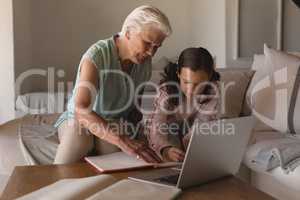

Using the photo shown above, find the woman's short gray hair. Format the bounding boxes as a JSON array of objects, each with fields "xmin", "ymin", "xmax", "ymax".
[{"xmin": 120, "ymin": 5, "xmax": 172, "ymax": 37}]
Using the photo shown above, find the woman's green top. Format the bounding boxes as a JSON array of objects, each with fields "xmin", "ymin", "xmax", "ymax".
[{"xmin": 54, "ymin": 35, "xmax": 152, "ymax": 127}]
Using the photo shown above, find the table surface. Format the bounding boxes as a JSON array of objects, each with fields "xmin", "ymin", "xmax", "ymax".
[{"xmin": 1, "ymin": 163, "xmax": 276, "ymax": 200}]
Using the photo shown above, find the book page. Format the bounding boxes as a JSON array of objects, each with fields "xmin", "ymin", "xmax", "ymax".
[
  {"xmin": 85, "ymin": 152, "xmax": 181, "ymax": 172},
  {"xmin": 85, "ymin": 152, "xmax": 153, "ymax": 172},
  {"xmin": 17, "ymin": 175, "xmax": 117, "ymax": 200},
  {"xmin": 86, "ymin": 179, "xmax": 182, "ymax": 200}
]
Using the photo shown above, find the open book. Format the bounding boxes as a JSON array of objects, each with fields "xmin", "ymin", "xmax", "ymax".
[
  {"xmin": 17, "ymin": 175, "xmax": 182, "ymax": 200},
  {"xmin": 85, "ymin": 151, "xmax": 181, "ymax": 173}
]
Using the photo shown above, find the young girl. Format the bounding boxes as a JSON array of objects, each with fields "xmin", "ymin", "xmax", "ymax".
[{"xmin": 144, "ymin": 47, "xmax": 220, "ymax": 162}]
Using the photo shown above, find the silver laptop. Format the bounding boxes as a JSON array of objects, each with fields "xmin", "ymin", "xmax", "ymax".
[{"xmin": 129, "ymin": 116, "xmax": 254, "ymax": 189}]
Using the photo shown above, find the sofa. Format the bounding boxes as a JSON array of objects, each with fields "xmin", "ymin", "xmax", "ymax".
[
  {"xmin": 1, "ymin": 47, "xmax": 300, "ymax": 199},
  {"xmin": 240, "ymin": 46, "xmax": 300, "ymax": 200}
]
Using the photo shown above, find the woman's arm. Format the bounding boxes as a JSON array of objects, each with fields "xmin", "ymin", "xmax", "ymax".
[
  {"xmin": 74, "ymin": 59, "xmax": 161, "ymax": 163},
  {"xmin": 74, "ymin": 59, "xmax": 118, "ymax": 143}
]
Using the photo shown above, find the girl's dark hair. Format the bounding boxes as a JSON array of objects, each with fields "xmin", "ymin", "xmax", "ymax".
[{"xmin": 161, "ymin": 47, "xmax": 220, "ymax": 105}]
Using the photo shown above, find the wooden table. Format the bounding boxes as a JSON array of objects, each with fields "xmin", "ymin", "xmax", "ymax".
[{"xmin": 1, "ymin": 163, "xmax": 276, "ymax": 200}]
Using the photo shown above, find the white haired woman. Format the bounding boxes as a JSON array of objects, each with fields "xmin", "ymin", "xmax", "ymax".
[{"xmin": 53, "ymin": 5, "xmax": 172, "ymax": 164}]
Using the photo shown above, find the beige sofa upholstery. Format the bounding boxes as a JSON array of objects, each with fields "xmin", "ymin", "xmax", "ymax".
[
  {"xmin": 243, "ymin": 47, "xmax": 300, "ymax": 200},
  {"xmin": 244, "ymin": 130, "xmax": 300, "ymax": 200},
  {"xmin": 0, "ymin": 174, "xmax": 9, "ymax": 196},
  {"xmin": 0, "ymin": 118, "xmax": 28, "ymax": 196}
]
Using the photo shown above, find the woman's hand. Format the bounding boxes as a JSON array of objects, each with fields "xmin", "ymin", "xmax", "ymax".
[
  {"xmin": 162, "ymin": 147, "xmax": 185, "ymax": 162},
  {"xmin": 117, "ymin": 135, "xmax": 162, "ymax": 163}
]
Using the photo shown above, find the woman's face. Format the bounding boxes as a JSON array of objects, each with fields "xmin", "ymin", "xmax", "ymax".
[
  {"xmin": 178, "ymin": 67, "xmax": 210, "ymax": 100},
  {"xmin": 126, "ymin": 26, "xmax": 166, "ymax": 64}
]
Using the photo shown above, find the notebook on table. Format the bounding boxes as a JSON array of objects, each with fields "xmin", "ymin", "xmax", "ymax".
[
  {"xmin": 84, "ymin": 151, "xmax": 180, "ymax": 173},
  {"xmin": 17, "ymin": 174, "xmax": 182, "ymax": 200}
]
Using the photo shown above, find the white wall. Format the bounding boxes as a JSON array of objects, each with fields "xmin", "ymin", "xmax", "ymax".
[
  {"xmin": 239, "ymin": 0, "xmax": 278, "ymax": 57},
  {"xmin": 189, "ymin": 0, "xmax": 226, "ymax": 68},
  {"xmin": 14, "ymin": 0, "xmax": 192, "ymax": 93},
  {"xmin": 13, "ymin": 0, "xmax": 227, "ymax": 94},
  {"xmin": 283, "ymin": 0, "xmax": 300, "ymax": 51},
  {"xmin": 13, "ymin": 0, "xmax": 33, "ymax": 95},
  {"xmin": 226, "ymin": 0, "xmax": 300, "ymax": 68},
  {"xmin": 225, "ymin": 0, "xmax": 252, "ymax": 68},
  {"xmin": 11, "ymin": 0, "xmax": 300, "ymax": 95},
  {"xmin": 0, "ymin": 0, "xmax": 15, "ymax": 124}
]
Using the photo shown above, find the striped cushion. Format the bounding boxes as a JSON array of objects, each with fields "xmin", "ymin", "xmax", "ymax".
[{"xmin": 247, "ymin": 45, "xmax": 300, "ymax": 134}]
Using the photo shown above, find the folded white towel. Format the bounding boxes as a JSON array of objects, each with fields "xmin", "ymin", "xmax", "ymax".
[
  {"xmin": 16, "ymin": 92, "xmax": 69, "ymax": 116},
  {"xmin": 245, "ymin": 135, "xmax": 300, "ymax": 174}
]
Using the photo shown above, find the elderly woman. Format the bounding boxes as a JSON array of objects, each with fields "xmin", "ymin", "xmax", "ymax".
[{"xmin": 54, "ymin": 5, "xmax": 172, "ymax": 164}]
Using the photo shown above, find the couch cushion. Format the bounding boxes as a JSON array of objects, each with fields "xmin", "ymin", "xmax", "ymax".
[
  {"xmin": 252, "ymin": 54, "xmax": 266, "ymax": 71},
  {"xmin": 251, "ymin": 52, "xmax": 300, "ymax": 72},
  {"xmin": 246, "ymin": 45, "xmax": 300, "ymax": 133},
  {"xmin": 0, "ymin": 174, "xmax": 9, "ymax": 196},
  {"xmin": 248, "ymin": 53, "xmax": 275, "ymax": 131},
  {"xmin": 0, "ymin": 118, "xmax": 28, "ymax": 175},
  {"xmin": 248, "ymin": 52, "xmax": 300, "ymax": 130},
  {"xmin": 216, "ymin": 68, "xmax": 254, "ymax": 118}
]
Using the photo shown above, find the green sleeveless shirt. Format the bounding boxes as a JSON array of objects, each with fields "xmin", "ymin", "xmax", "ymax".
[{"xmin": 54, "ymin": 35, "xmax": 152, "ymax": 127}]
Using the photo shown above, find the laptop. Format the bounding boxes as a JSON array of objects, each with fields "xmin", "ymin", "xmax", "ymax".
[{"xmin": 129, "ymin": 116, "xmax": 254, "ymax": 189}]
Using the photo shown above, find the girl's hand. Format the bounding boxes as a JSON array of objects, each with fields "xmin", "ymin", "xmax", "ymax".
[{"xmin": 162, "ymin": 147, "xmax": 185, "ymax": 162}]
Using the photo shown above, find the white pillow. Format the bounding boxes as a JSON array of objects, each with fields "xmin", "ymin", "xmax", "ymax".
[
  {"xmin": 251, "ymin": 54, "xmax": 265, "ymax": 71},
  {"xmin": 247, "ymin": 45, "xmax": 300, "ymax": 133},
  {"xmin": 251, "ymin": 52, "xmax": 300, "ymax": 71}
]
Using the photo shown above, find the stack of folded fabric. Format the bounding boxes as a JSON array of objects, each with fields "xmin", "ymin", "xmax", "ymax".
[{"xmin": 244, "ymin": 135, "xmax": 300, "ymax": 174}]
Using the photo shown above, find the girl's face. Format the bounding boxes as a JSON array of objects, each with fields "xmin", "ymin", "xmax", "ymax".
[{"xmin": 177, "ymin": 67, "xmax": 210, "ymax": 100}]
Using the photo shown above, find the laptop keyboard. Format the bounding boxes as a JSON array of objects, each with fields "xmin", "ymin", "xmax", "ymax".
[{"xmin": 155, "ymin": 173, "xmax": 180, "ymax": 185}]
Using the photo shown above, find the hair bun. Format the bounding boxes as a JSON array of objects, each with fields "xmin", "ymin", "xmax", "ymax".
[{"xmin": 211, "ymin": 71, "xmax": 220, "ymax": 81}]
